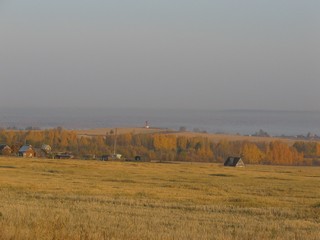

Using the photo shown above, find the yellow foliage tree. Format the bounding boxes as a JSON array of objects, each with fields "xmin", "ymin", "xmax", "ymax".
[
  {"xmin": 267, "ymin": 141, "xmax": 303, "ymax": 165},
  {"xmin": 241, "ymin": 143, "xmax": 264, "ymax": 164},
  {"xmin": 153, "ymin": 134, "xmax": 176, "ymax": 151}
]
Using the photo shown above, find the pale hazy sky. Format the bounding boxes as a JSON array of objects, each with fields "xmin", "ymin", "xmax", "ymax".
[{"xmin": 0, "ymin": 0, "xmax": 319, "ymax": 111}]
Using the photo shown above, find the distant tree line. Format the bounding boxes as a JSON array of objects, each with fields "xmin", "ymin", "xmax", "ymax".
[{"xmin": 0, "ymin": 128, "xmax": 319, "ymax": 165}]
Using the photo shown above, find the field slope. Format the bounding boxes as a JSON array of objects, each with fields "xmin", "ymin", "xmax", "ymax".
[{"xmin": 0, "ymin": 157, "xmax": 319, "ymax": 239}]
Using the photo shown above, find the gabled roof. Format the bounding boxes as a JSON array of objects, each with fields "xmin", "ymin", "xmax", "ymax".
[
  {"xmin": 0, "ymin": 144, "xmax": 10, "ymax": 151},
  {"xmin": 224, "ymin": 157, "xmax": 245, "ymax": 167},
  {"xmin": 19, "ymin": 145, "xmax": 33, "ymax": 152},
  {"xmin": 41, "ymin": 144, "xmax": 52, "ymax": 152}
]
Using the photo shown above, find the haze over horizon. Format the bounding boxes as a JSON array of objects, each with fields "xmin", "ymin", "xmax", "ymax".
[{"xmin": 1, "ymin": 1, "xmax": 319, "ymax": 111}]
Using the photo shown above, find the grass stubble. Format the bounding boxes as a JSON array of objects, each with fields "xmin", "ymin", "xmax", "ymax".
[{"xmin": 0, "ymin": 157, "xmax": 319, "ymax": 240}]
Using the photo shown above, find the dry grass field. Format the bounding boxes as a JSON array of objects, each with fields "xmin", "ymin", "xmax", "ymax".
[
  {"xmin": 76, "ymin": 128, "xmax": 168, "ymax": 138},
  {"xmin": 75, "ymin": 127, "xmax": 296, "ymax": 144},
  {"xmin": 0, "ymin": 157, "xmax": 319, "ymax": 240}
]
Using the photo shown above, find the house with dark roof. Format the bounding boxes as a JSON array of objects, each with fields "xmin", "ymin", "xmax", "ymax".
[
  {"xmin": 18, "ymin": 145, "xmax": 35, "ymax": 158},
  {"xmin": 224, "ymin": 157, "xmax": 245, "ymax": 167},
  {"xmin": 0, "ymin": 144, "xmax": 12, "ymax": 155}
]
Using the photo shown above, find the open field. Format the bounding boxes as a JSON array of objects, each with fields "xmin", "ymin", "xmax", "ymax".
[
  {"xmin": 75, "ymin": 127, "xmax": 298, "ymax": 144},
  {"xmin": 0, "ymin": 157, "xmax": 319, "ymax": 240},
  {"xmin": 76, "ymin": 128, "xmax": 168, "ymax": 138}
]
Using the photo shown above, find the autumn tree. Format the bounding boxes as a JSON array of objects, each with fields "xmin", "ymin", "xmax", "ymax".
[
  {"xmin": 266, "ymin": 141, "xmax": 303, "ymax": 165},
  {"xmin": 214, "ymin": 140, "xmax": 233, "ymax": 162},
  {"xmin": 241, "ymin": 143, "xmax": 265, "ymax": 164}
]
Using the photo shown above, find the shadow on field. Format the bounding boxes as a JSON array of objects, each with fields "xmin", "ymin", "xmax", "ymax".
[
  {"xmin": 209, "ymin": 173, "xmax": 234, "ymax": 177},
  {"xmin": 0, "ymin": 165, "xmax": 16, "ymax": 169},
  {"xmin": 152, "ymin": 161, "xmax": 180, "ymax": 164},
  {"xmin": 255, "ymin": 176, "xmax": 292, "ymax": 181}
]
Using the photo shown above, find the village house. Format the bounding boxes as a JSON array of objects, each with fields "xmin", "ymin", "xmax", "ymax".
[
  {"xmin": 18, "ymin": 145, "xmax": 36, "ymax": 158},
  {"xmin": 224, "ymin": 156, "xmax": 245, "ymax": 167},
  {"xmin": 0, "ymin": 144, "xmax": 12, "ymax": 155},
  {"xmin": 41, "ymin": 144, "xmax": 52, "ymax": 154}
]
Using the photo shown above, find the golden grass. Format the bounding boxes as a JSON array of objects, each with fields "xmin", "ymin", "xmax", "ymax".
[
  {"xmin": 0, "ymin": 157, "xmax": 319, "ymax": 239},
  {"xmin": 75, "ymin": 127, "xmax": 297, "ymax": 144},
  {"xmin": 76, "ymin": 127, "xmax": 167, "ymax": 138}
]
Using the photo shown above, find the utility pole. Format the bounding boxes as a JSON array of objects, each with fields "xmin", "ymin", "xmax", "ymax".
[{"xmin": 113, "ymin": 128, "xmax": 117, "ymax": 156}]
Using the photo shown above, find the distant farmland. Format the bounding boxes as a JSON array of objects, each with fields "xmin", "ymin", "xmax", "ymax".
[
  {"xmin": 0, "ymin": 157, "xmax": 319, "ymax": 239},
  {"xmin": 75, "ymin": 127, "xmax": 293, "ymax": 143}
]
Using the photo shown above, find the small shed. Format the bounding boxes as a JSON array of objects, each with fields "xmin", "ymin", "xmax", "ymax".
[
  {"xmin": 54, "ymin": 153, "xmax": 74, "ymax": 159},
  {"xmin": 111, "ymin": 154, "xmax": 122, "ymax": 160},
  {"xmin": 83, "ymin": 154, "xmax": 96, "ymax": 160},
  {"xmin": 224, "ymin": 157, "xmax": 245, "ymax": 167},
  {"xmin": 19, "ymin": 145, "xmax": 36, "ymax": 158},
  {"xmin": 101, "ymin": 155, "xmax": 109, "ymax": 161},
  {"xmin": 0, "ymin": 144, "xmax": 12, "ymax": 155}
]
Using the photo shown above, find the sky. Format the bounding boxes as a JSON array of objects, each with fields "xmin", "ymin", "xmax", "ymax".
[{"xmin": 0, "ymin": 0, "xmax": 319, "ymax": 111}]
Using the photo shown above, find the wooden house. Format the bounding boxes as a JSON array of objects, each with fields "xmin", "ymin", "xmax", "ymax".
[
  {"xmin": 224, "ymin": 157, "xmax": 245, "ymax": 167},
  {"xmin": 18, "ymin": 145, "xmax": 36, "ymax": 158},
  {"xmin": 0, "ymin": 144, "xmax": 12, "ymax": 155},
  {"xmin": 41, "ymin": 144, "xmax": 52, "ymax": 154}
]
